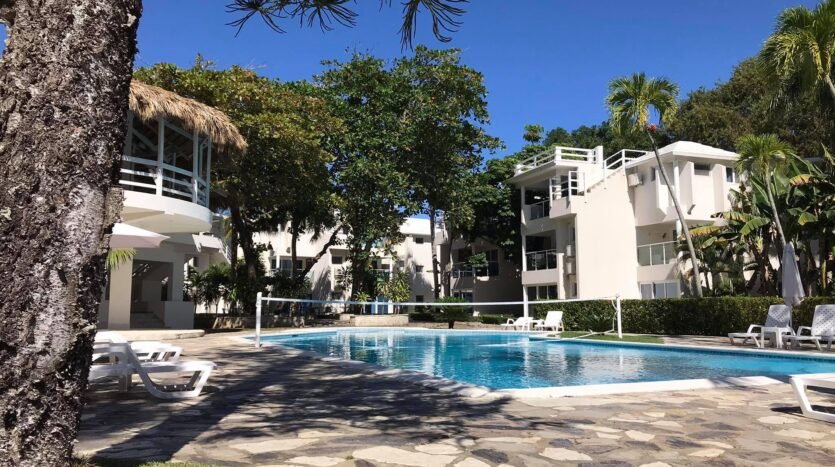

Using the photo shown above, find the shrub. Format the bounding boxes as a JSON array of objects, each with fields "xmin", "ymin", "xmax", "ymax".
[
  {"xmin": 436, "ymin": 296, "xmax": 474, "ymax": 329},
  {"xmin": 409, "ymin": 311, "xmax": 438, "ymax": 322},
  {"xmin": 532, "ymin": 296, "xmax": 834, "ymax": 336},
  {"xmin": 479, "ymin": 314, "xmax": 515, "ymax": 325}
]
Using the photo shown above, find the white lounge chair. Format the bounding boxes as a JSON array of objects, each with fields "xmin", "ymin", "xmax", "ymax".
[
  {"xmin": 95, "ymin": 331, "xmax": 182, "ymax": 362},
  {"xmin": 791, "ymin": 374, "xmax": 835, "ymax": 423},
  {"xmin": 512, "ymin": 317, "xmax": 534, "ymax": 331},
  {"xmin": 90, "ymin": 343, "xmax": 214, "ymax": 399},
  {"xmin": 784, "ymin": 305, "xmax": 835, "ymax": 351},
  {"xmin": 728, "ymin": 304, "xmax": 793, "ymax": 347},
  {"xmin": 500, "ymin": 318, "xmax": 519, "ymax": 329},
  {"xmin": 535, "ymin": 311, "xmax": 564, "ymax": 332}
]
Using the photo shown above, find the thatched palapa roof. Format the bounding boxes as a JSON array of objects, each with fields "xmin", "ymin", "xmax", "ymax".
[{"xmin": 129, "ymin": 81, "xmax": 246, "ymax": 154}]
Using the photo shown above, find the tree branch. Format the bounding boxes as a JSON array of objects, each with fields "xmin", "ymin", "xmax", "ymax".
[
  {"xmin": 0, "ymin": 0, "xmax": 15, "ymax": 26},
  {"xmin": 300, "ymin": 225, "xmax": 343, "ymax": 277}
]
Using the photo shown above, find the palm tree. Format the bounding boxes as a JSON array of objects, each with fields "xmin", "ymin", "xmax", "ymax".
[
  {"xmin": 735, "ymin": 134, "xmax": 799, "ymax": 249},
  {"xmin": 606, "ymin": 73, "xmax": 704, "ymax": 297},
  {"xmin": 761, "ymin": 0, "xmax": 835, "ymax": 104}
]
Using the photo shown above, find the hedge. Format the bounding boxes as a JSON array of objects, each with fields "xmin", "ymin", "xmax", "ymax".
[{"xmin": 532, "ymin": 296, "xmax": 834, "ymax": 336}]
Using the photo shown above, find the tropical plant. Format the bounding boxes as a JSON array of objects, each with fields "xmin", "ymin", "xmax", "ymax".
[
  {"xmin": 435, "ymin": 296, "xmax": 473, "ymax": 329},
  {"xmin": 734, "ymin": 134, "xmax": 800, "ymax": 248},
  {"xmin": 761, "ymin": 0, "xmax": 835, "ymax": 105},
  {"xmin": 105, "ymin": 248, "xmax": 136, "ymax": 270},
  {"xmin": 606, "ymin": 72, "xmax": 704, "ymax": 297}
]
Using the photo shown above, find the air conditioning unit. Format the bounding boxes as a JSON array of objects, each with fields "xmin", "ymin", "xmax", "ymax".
[
  {"xmin": 565, "ymin": 244, "xmax": 575, "ymax": 257},
  {"xmin": 627, "ymin": 173, "xmax": 643, "ymax": 187},
  {"xmin": 564, "ymin": 261, "xmax": 574, "ymax": 274}
]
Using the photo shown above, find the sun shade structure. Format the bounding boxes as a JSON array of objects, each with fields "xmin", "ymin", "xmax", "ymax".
[
  {"xmin": 129, "ymin": 80, "xmax": 246, "ymax": 154},
  {"xmin": 782, "ymin": 243, "xmax": 805, "ymax": 308},
  {"xmin": 109, "ymin": 223, "xmax": 169, "ymax": 249}
]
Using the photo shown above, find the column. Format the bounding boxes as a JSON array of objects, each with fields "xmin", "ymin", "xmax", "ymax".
[
  {"xmin": 169, "ymin": 253, "xmax": 185, "ymax": 302},
  {"xmin": 106, "ymin": 255, "xmax": 134, "ymax": 330}
]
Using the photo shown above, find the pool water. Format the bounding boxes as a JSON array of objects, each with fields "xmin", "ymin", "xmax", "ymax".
[{"xmin": 260, "ymin": 329, "xmax": 835, "ymax": 389}]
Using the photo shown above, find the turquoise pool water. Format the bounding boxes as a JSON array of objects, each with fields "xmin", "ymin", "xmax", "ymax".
[{"xmin": 260, "ymin": 329, "xmax": 835, "ymax": 389}]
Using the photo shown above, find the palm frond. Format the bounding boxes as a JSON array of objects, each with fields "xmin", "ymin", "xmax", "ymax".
[{"xmin": 106, "ymin": 248, "xmax": 137, "ymax": 270}]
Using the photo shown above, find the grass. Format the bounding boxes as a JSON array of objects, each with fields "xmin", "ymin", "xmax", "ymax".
[{"xmin": 558, "ymin": 331, "xmax": 663, "ymax": 344}]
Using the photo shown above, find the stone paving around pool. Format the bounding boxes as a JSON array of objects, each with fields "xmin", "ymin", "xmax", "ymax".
[{"xmin": 78, "ymin": 332, "xmax": 835, "ymax": 466}]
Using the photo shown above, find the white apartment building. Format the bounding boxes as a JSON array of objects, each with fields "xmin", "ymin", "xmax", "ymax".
[
  {"xmin": 509, "ymin": 141, "xmax": 740, "ymax": 315},
  {"xmin": 254, "ymin": 217, "xmax": 435, "ymax": 306},
  {"xmin": 97, "ymin": 82, "xmax": 239, "ymax": 330}
]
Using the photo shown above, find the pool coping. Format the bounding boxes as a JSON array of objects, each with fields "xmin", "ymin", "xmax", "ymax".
[{"xmin": 231, "ymin": 327, "xmax": 835, "ymax": 399}]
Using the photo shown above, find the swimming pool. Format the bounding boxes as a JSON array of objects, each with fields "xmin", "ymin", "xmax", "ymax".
[{"xmin": 259, "ymin": 329, "xmax": 835, "ymax": 390}]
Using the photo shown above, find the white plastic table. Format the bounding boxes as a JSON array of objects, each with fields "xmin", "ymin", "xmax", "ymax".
[{"xmin": 761, "ymin": 326, "xmax": 792, "ymax": 348}]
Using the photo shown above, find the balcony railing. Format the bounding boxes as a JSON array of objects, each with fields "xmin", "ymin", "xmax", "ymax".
[
  {"xmin": 637, "ymin": 241, "xmax": 677, "ymax": 266},
  {"xmin": 515, "ymin": 146, "xmax": 598, "ymax": 174},
  {"xmin": 452, "ymin": 261, "xmax": 499, "ymax": 278},
  {"xmin": 551, "ymin": 171, "xmax": 585, "ymax": 200},
  {"xmin": 452, "ymin": 262, "xmax": 474, "ymax": 278},
  {"xmin": 526, "ymin": 249, "xmax": 557, "ymax": 271},
  {"xmin": 120, "ymin": 155, "xmax": 210, "ymax": 207},
  {"xmin": 528, "ymin": 200, "xmax": 550, "ymax": 220}
]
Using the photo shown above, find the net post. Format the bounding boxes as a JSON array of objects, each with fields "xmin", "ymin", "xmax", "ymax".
[
  {"xmin": 615, "ymin": 294, "xmax": 623, "ymax": 339},
  {"xmin": 255, "ymin": 292, "xmax": 262, "ymax": 348}
]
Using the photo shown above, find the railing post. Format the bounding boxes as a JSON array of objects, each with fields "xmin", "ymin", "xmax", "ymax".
[
  {"xmin": 156, "ymin": 118, "xmax": 165, "ymax": 196},
  {"xmin": 255, "ymin": 292, "xmax": 262, "ymax": 348},
  {"xmin": 192, "ymin": 128, "xmax": 199, "ymax": 203},
  {"xmin": 616, "ymin": 295, "xmax": 623, "ymax": 339}
]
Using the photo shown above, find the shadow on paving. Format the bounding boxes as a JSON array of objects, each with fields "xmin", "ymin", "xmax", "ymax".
[{"xmin": 82, "ymin": 342, "xmax": 526, "ymax": 462}]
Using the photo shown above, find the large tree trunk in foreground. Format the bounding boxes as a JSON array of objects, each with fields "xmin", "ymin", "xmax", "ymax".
[{"xmin": 0, "ymin": 1, "xmax": 141, "ymax": 465}]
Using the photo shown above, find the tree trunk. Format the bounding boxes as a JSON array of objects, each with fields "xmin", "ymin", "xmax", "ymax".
[
  {"xmin": 764, "ymin": 175, "xmax": 787, "ymax": 250},
  {"xmin": 229, "ymin": 203, "xmax": 258, "ymax": 314},
  {"xmin": 820, "ymin": 231, "xmax": 830, "ymax": 295},
  {"xmin": 228, "ymin": 220, "xmax": 239, "ymax": 313},
  {"xmin": 429, "ymin": 207, "xmax": 441, "ymax": 299},
  {"xmin": 0, "ymin": 1, "xmax": 141, "ymax": 464},
  {"xmin": 290, "ymin": 222, "xmax": 299, "ymax": 279},
  {"xmin": 646, "ymin": 130, "xmax": 703, "ymax": 297}
]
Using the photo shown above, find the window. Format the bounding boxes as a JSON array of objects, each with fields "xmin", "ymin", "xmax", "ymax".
[
  {"xmin": 269, "ymin": 258, "xmax": 277, "ymax": 271},
  {"xmin": 639, "ymin": 281, "xmax": 681, "ymax": 299},
  {"xmin": 453, "ymin": 290, "xmax": 473, "ymax": 302},
  {"xmin": 694, "ymin": 163, "xmax": 711, "ymax": 175},
  {"xmin": 725, "ymin": 166, "xmax": 737, "ymax": 183},
  {"xmin": 527, "ymin": 284, "xmax": 558, "ymax": 301},
  {"xmin": 415, "ymin": 264, "xmax": 424, "ymax": 273},
  {"xmin": 332, "ymin": 255, "xmax": 344, "ymax": 265},
  {"xmin": 415, "ymin": 295, "xmax": 424, "ymax": 303},
  {"xmin": 414, "ymin": 237, "xmax": 425, "ymax": 244}
]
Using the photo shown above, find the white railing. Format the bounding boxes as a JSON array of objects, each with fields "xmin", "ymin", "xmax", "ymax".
[
  {"xmin": 528, "ymin": 199, "xmax": 550, "ymax": 220},
  {"xmin": 452, "ymin": 262, "xmax": 474, "ymax": 278},
  {"xmin": 119, "ymin": 155, "xmax": 210, "ymax": 207},
  {"xmin": 605, "ymin": 149, "xmax": 647, "ymax": 170},
  {"xmin": 636, "ymin": 241, "xmax": 677, "ymax": 266},
  {"xmin": 551, "ymin": 171, "xmax": 585, "ymax": 200},
  {"xmin": 525, "ymin": 249, "xmax": 558, "ymax": 271},
  {"xmin": 515, "ymin": 146, "xmax": 598, "ymax": 174}
]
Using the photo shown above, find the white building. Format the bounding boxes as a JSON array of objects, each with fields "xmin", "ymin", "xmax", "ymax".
[
  {"xmin": 97, "ymin": 82, "xmax": 242, "ymax": 329},
  {"xmin": 254, "ymin": 217, "xmax": 436, "ymax": 305},
  {"xmin": 509, "ymin": 141, "xmax": 740, "ymax": 314}
]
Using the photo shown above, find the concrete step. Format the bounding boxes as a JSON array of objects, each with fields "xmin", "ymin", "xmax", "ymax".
[{"xmin": 130, "ymin": 312, "xmax": 167, "ymax": 329}]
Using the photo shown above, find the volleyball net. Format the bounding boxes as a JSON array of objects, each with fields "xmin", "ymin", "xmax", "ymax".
[{"xmin": 253, "ymin": 292, "xmax": 623, "ymax": 347}]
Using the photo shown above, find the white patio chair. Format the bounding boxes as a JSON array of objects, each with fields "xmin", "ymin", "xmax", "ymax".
[
  {"xmin": 90, "ymin": 343, "xmax": 215, "ymax": 399},
  {"xmin": 500, "ymin": 318, "xmax": 518, "ymax": 329},
  {"xmin": 95, "ymin": 331, "xmax": 182, "ymax": 362},
  {"xmin": 535, "ymin": 311, "xmax": 564, "ymax": 332},
  {"xmin": 791, "ymin": 374, "xmax": 835, "ymax": 423},
  {"xmin": 728, "ymin": 304, "xmax": 792, "ymax": 347},
  {"xmin": 784, "ymin": 305, "xmax": 835, "ymax": 351}
]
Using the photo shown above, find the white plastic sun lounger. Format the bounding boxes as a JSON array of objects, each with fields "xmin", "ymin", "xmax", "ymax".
[
  {"xmin": 91, "ymin": 343, "xmax": 215, "ymax": 399},
  {"xmin": 95, "ymin": 331, "xmax": 182, "ymax": 362},
  {"xmin": 728, "ymin": 304, "xmax": 793, "ymax": 348},
  {"xmin": 791, "ymin": 374, "xmax": 835, "ymax": 423},
  {"xmin": 784, "ymin": 305, "xmax": 835, "ymax": 351},
  {"xmin": 512, "ymin": 317, "xmax": 534, "ymax": 331},
  {"xmin": 535, "ymin": 311, "xmax": 564, "ymax": 332},
  {"xmin": 500, "ymin": 318, "xmax": 519, "ymax": 329}
]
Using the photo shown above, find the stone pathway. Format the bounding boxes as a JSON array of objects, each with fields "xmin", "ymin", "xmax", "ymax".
[{"xmin": 78, "ymin": 332, "xmax": 835, "ymax": 466}]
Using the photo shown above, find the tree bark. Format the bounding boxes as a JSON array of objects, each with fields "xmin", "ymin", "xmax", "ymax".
[
  {"xmin": 0, "ymin": 0, "xmax": 141, "ymax": 464},
  {"xmin": 646, "ymin": 130, "xmax": 704, "ymax": 298},
  {"xmin": 764, "ymin": 175, "xmax": 787, "ymax": 250},
  {"xmin": 299, "ymin": 226, "xmax": 342, "ymax": 277},
  {"xmin": 429, "ymin": 207, "xmax": 441, "ymax": 299}
]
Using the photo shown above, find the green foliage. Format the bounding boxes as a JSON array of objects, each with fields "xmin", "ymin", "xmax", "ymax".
[
  {"xmin": 606, "ymin": 72, "xmax": 679, "ymax": 136},
  {"xmin": 435, "ymin": 296, "xmax": 474, "ymax": 328},
  {"xmin": 105, "ymin": 248, "xmax": 136, "ymax": 270},
  {"xmin": 408, "ymin": 310, "xmax": 439, "ymax": 322},
  {"xmin": 478, "ymin": 314, "xmax": 515, "ymax": 325},
  {"xmin": 377, "ymin": 271, "xmax": 412, "ymax": 304},
  {"xmin": 532, "ymin": 297, "xmax": 834, "ymax": 336},
  {"xmin": 187, "ymin": 263, "xmax": 232, "ymax": 313}
]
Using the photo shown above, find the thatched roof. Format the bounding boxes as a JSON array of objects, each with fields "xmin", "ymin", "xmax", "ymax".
[{"xmin": 129, "ymin": 81, "xmax": 246, "ymax": 154}]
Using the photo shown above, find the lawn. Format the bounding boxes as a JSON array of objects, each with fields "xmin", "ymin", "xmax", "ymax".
[{"xmin": 557, "ymin": 331, "xmax": 663, "ymax": 344}]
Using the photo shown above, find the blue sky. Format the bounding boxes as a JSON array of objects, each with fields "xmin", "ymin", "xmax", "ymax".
[{"xmin": 0, "ymin": 0, "xmax": 819, "ymax": 158}]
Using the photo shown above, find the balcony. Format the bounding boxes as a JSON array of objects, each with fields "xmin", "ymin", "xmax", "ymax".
[
  {"xmin": 526, "ymin": 249, "xmax": 557, "ymax": 271},
  {"xmin": 514, "ymin": 146, "xmax": 600, "ymax": 175},
  {"xmin": 528, "ymin": 200, "xmax": 550, "ymax": 221},
  {"xmin": 637, "ymin": 241, "xmax": 677, "ymax": 266},
  {"xmin": 119, "ymin": 114, "xmax": 214, "ymax": 233}
]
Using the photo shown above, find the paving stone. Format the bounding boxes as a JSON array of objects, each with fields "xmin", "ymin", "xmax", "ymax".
[
  {"xmin": 688, "ymin": 448, "xmax": 725, "ymax": 458},
  {"xmin": 234, "ymin": 438, "xmax": 319, "ymax": 454},
  {"xmin": 625, "ymin": 430, "xmax": 655, "ymax": 441},
  {"xmin": 775, "ymin": 428, "xmax": 827, "ymax": 440},
  {"xmin": 454, "ymin": 458, "xmax": 490, "ymax": 467},
  {"xmin": 638, "ymin": 463, "xmax": 671, "ymax": 467},
  {"xmin": 539, "ymin": 447, "xmax": 592, "ymax": 461},
  {"xmin": 758, "ymin": 415, "xmax": 799, "ymax": 425},
  {"xmin": 353, "ymin": 446, "xmax": 455, "ymax": 467},
  {"xmin": 415, "ymin": 443, "xmax": 461, "ymax": 455},
  {"xmin": 470, "ymin": 449, "xmax": 509, "ymax": 464}
]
